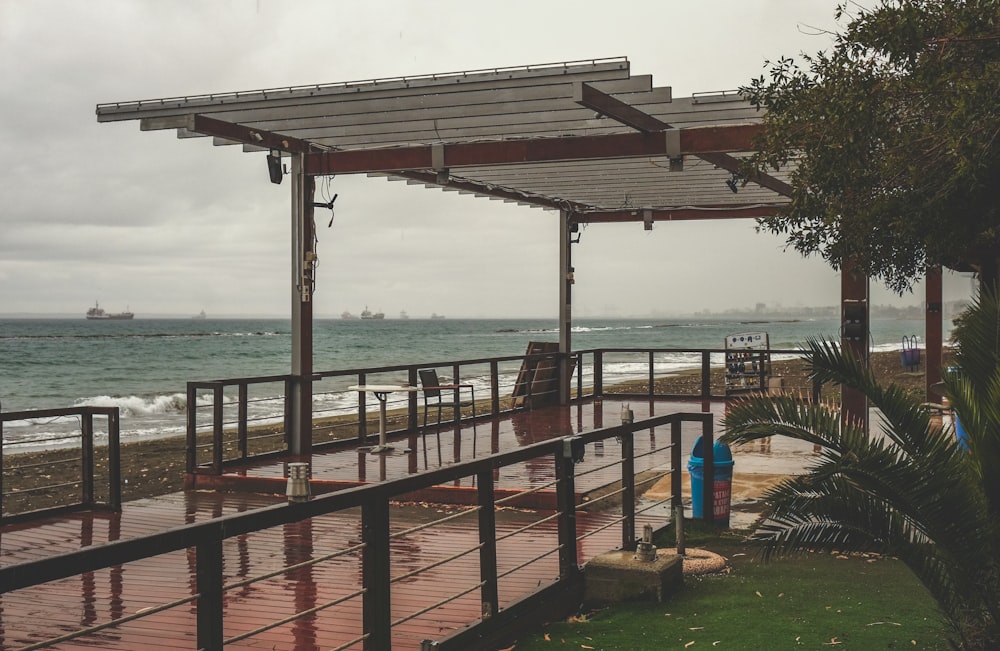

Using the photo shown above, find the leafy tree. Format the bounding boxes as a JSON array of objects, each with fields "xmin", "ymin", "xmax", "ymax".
[
  {"xmin": 743, "ymin": 0, "xmax": 1000, "ymax": 292},
  {"xmin": 721, "ymin": 289, "xmax": 1000, "ymax": 648}
]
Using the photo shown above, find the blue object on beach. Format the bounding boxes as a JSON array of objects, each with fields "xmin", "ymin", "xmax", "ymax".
[
  {"xmin": 955, "ymin": 413, "xmax": 970, "ymax": 451},
  {"xmin": 900, "ymin": 335, "xmax": 920, "ymax": 370},
  {"xmin": 688, "ymin": 437, "xmax": 735, "ymax": 526}
]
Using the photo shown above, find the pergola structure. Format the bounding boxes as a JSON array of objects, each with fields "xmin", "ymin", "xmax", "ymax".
[{"xmin": 97, "ymin": 57, "xmax": 944, "ymax": 452}]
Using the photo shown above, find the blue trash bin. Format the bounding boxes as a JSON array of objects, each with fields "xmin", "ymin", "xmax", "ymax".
[
  {"xmin": 955, "ymin": 413, "xmax": 970, "ymax": 451},
  {"xmin": 688, "ymin": 437, "xmax": 735, "ymax": 526}
]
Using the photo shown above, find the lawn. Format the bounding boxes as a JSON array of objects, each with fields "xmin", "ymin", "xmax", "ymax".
[{"xmin": 510, "ymin": 523, "xmax": 952, "ymax": 650}]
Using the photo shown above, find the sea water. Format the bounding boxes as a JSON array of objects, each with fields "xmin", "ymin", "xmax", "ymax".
[{"xmin": 0, "ymin": 316, "xmax": 939, "ymax": 450}]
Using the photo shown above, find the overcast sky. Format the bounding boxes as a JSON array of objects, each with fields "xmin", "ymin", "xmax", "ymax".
[{"xmin": 0, "ymin": 0, "xmax": 972, "ymax": 319}]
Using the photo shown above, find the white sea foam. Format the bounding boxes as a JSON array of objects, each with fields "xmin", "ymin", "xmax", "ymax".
[{"xmin": 74, "ymin": 393, "xmax": 188, "ymax": 417}]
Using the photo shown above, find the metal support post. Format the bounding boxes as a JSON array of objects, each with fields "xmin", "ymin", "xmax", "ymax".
[
  {"xmin": 558, "ymin": 210, "xmax": 573, "ymax": 405},
  {"xmin": 290, "ymin": 154, "xmax": 315, "ymax": 457}
]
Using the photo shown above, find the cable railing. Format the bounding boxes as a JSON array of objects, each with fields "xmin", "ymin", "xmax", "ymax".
[
  {"xmin": 186, "ymin": 350, "xmax": 566, "ymax": 474},
  {"xmin": 1, "ymin": 411, "xmax": 713, "ymax": 651},
  {"xmin": 184, "ymin": 347, "xmax": 812, "ymax": 476},
  {"xmin": 1, "ymin": 405, "xmax": 121, "ymax": 522}
]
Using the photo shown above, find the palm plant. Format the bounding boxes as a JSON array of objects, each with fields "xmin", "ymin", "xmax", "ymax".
[{"xmin": 722, "ymin": 291, "xmax": 1000, "ymax": 649}]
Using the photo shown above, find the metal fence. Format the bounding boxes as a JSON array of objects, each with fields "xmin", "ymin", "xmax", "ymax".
[
  {"xmin": 0, "ymin": 411, "xmax": 713, "ymax": 651},
  {"xmin": 185, "ymin": 347, "xmax": 809, "ymax": 475},
  {"xmin": 1, "ymin": 406, "xmax": 121, "ymax": 522}
]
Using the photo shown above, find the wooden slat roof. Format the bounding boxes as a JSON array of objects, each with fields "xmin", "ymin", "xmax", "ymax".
[{"xmin": 97, "ymin": 57, "xmax": 790, "ymax": 222}]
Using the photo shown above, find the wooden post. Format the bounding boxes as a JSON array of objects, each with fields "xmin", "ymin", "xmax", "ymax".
[
  {"xmin": 555, "ymin": 448, "xmax": 579, "ymax": 577},
  {"xmin": 841, "ymin": 260, "xmax": 869, "ymax": 431},
  {"xmin": 925, "ymin": 266, "xmax": 943, "ymax": 401},
  {"xmin": 477, "ymin": 470, "xmax": 500, "ymax": 620},
  {"xmin": 196, "ymin": 536, "xmax": 224, "ymax": 651}
]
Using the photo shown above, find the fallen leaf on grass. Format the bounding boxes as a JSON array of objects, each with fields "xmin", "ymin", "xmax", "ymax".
[
  {"xmin": 544, "ymin": 633, "xmax": 551, "ymax": 641},
  {"xmin": 866, "ymin": 622, "xmax": 902, "ymax": 627},
  {"xmin": 755, "ymin": 591, "xmax": 763, "ymax": 597},
  {"xmin": 581, "ymin": 646, "xmax": 594, "ymax": 650},
  {"xmin": 689, "ymin": 627, "xmax": 705, "ymax": 631},
  {"xmin": 685, "ymin": 641, "xmax": 696, "ymax": 648}
]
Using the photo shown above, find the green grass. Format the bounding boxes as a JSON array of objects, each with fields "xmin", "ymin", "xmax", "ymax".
[{"xmin": 511, "ymin": 524, "xmax": 952, "ymax": 650}]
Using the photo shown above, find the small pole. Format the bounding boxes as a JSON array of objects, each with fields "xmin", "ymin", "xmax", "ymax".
[{"xmin": 674, "ymin": 504, "xmax": 686, "ymax": 556}]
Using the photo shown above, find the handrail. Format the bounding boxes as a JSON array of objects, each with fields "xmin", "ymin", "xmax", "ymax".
[
  {"xmin": 185, "ymin": 346, "xmax": 809, "ymax": 474},
  {"xmin": 1, "ymin": 406, "xmax": 121, "ymax": 522},
  {"xmin": 1, "ymin": 411, "xmax": 709, "ymax": 651}
]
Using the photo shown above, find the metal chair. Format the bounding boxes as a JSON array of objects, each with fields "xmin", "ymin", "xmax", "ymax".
[{"xmin": 418, "ymin": 368, "xmax": 477, "ymax": 433}]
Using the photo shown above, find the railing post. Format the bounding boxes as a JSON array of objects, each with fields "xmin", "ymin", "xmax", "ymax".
[
  {"xmin": 212, "ymin": 384, "xmax": 224, "ymax": 474},
  {"xmin": 0, "ymin": 404, "xmax": 4, "ymax": 515},
  {"xmin": 620, "ymin": 424, "xmax": 636, "ymax": 550},
  {"xmin": 284, "ymin": 377, "xmax": 294, "ymax": 448},
  {"xmin": 556, "ymin": 444, "xmax": 579, "ymax": 578},
  {"xmin": 358, "ymin": 372, "xmax": 368, "ymax": 441},
  {"xmin": 576, "ymin": 353, "xmax": 583, "ymax": 399},
  {"xmin": 648, "ymin": 351, "xmax": 655, "ymax": 398},
  {"xmin": 186, "ymin": 382, "xmax": 198, "ymax": 474},
  {"xmin": 108, "ymin": 408, "xmax": 122, "ymax": 510},
  {"xmin": 408, "ymin": 367, "xmax": 419, "ymax": 432},
  {"xmin": 362, "ymin": 499, "xmax": 392, "ymax": 650},
  {"xmin": 238, "ymin": 382, "xmax": 249, "ymax": 460},
  {"xmin": 452, "ymin": 363, "xmax": 461, "ymax": 424},
  {"xmin": 671, "ymin": 420, "xmax": 682, "ymax": 512},
  {"xmin": 701, "ymin": 415, "xmax": 715, "ymax": 525},
  {"xmin": 701, "ymin": 351, "xmax": 712, "ymax": 409},
  {"xmin": 594, "ymin": 351, "xmax": 603, "ymax": 397},
  {"xmin": 477, "ymin": 469, "xmax": 500, "ymax": 620},
  {"xmin": 81, "ymin": 411, "xmax": 95, "ymax": 506},
  {"xmin": 489, "ymin": 361, "xmax": 500, "ymax": 416},
  {"xmin": 196, "ymin": 535, "xmax": 224, "ymax": 651}
]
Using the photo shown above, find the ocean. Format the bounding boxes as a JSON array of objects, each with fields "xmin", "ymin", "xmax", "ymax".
[{"xmin": 0, "ymin": 316, "xmax": 938, "ymax": 451}]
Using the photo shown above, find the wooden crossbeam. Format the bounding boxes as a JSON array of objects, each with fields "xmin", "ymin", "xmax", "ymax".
[
  {"xmin": 574, "ymin": 83, "xmax": 792, "ymax": 197},
  {"xmin": 572, "ymin": 205, "xmax": 781, "ymax": 223},
  {"xmin": 303, "ymin": 124, "xmax": 761, "ymax": 176}
]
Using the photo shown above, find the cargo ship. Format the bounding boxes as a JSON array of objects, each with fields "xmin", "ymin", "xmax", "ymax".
[{"xmin": 86, "ymin": 302, "xmax": 134, "ymax": 320}]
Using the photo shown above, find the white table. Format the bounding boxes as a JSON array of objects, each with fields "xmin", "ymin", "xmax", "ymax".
[{"xmin": 348, "ymin": 384, "xmax": 419, "ymax": 454}]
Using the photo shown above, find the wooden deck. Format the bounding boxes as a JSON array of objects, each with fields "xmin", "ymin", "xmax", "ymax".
[{"xmin": 1, "ymin": 399, "xmax": 718, "ymax": 650}]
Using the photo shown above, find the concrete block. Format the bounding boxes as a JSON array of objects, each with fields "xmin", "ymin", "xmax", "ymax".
[{"xmin": 583, "ymin": 549, "xmax": 683, "ymax": 607}]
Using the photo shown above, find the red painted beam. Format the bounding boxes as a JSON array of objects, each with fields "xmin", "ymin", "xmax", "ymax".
[
  {"xmin": 189, "ymin": 114, "xmax": 316, "ymax": 154},
  {"xmin": 304, "ymin": 124, "xmax": 762, "ymax": 176},
  {"xmin": 573, "ymin": 205, "xmax": 781, "ymax": 223}
]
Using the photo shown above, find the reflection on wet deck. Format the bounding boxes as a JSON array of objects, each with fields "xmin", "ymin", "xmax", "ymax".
[{"xmin": 0, "ymin": 397, "xmax": 820, "ymax": 650}]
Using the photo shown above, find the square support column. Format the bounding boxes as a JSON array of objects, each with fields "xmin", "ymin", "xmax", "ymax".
[
  {"xmin": 925, "ymin": 266, "xmax": 943, "ymax": 402},
  {"xmin": 841, "ymin": 260, "xmax": 869, "ymax": 431},
  {"xmin": 289, "ymin": 154, "xmax": 315, "ymax": 457},
  {"xmin": 558, "ymin": 211, "xmax": 573, "ymax": 405}
]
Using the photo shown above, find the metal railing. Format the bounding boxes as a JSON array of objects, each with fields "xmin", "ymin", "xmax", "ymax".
[
  {"xmin": 1, "ymin": 406, "xmax": 121, "ymax": 522},
  {"xmin": 1, "ymin": 411, "xmax": 713, "ymax": 651},
  {"xmin": 185, "ymin": 346, "xmax": 811, "ymax": 476},
  {"xmin": 186, "ymin": 350, "xmax": 566, "ymax": 474}
]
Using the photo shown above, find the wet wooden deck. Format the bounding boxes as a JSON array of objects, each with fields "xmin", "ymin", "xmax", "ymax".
[{"xmin": 1, "ymin": 398, "xmax": 718, "ymax": 650}]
